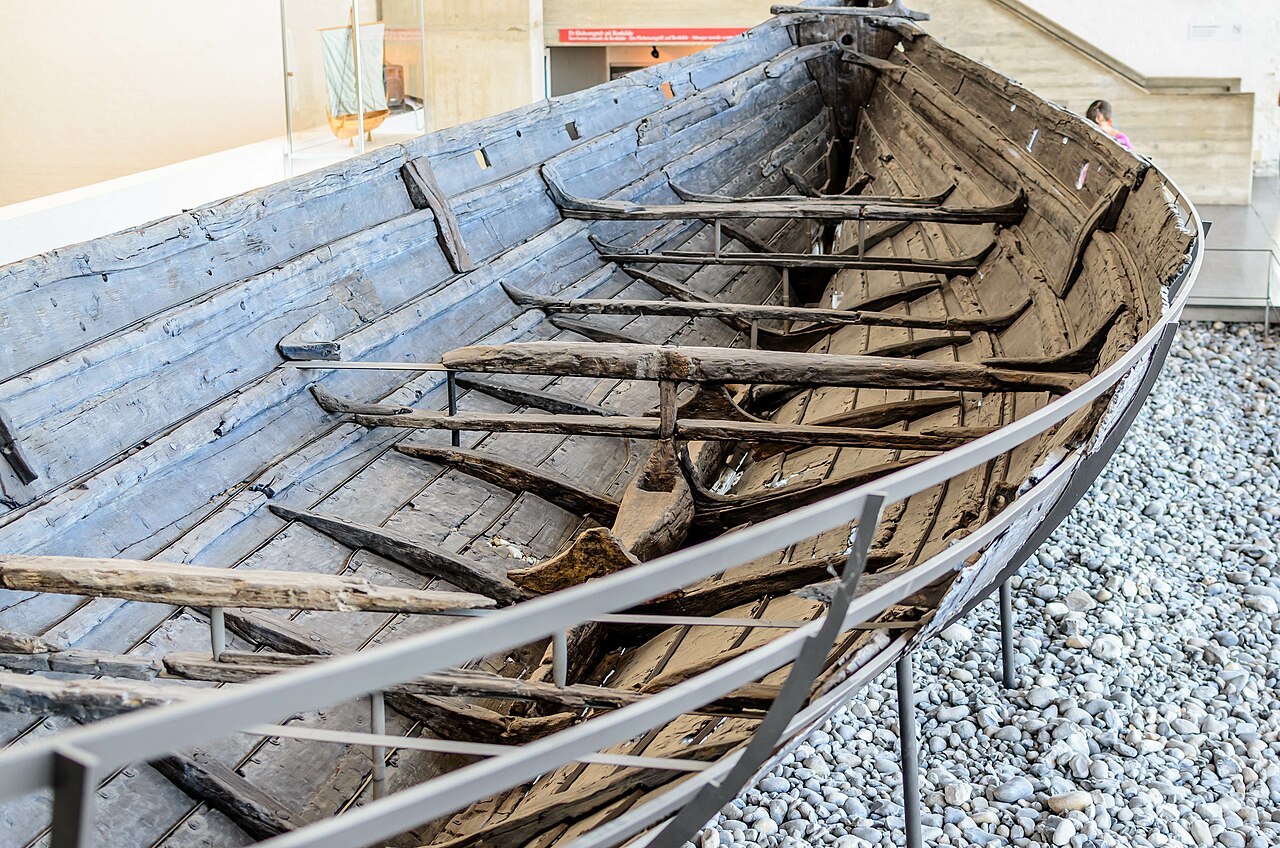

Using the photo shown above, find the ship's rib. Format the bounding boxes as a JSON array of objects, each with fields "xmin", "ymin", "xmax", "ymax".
[
  {"xmin": 267, "ymin": 505, "xmax": 526, "ymax": 606},
  {"xmin": 394, "ymin": 444, "xmax": 621, "ymax": 522}
]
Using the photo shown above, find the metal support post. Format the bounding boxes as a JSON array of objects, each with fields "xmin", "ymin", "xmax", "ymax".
[
  {"xmin": 857, "ymin": 218, "xmax": 866, "ymax": 257},
  {"xmin": 50, "ymin": 746, "xmax": 101, "ymax": 848},
  {"xmin": 209, "ymin": 607, "xmax": 226, "ymax": 661},
  {"xmin": 713, "ymin": 219, "xmax": 722, "ymax": 258},
  {"xmin": 370, "ymin": 691, "xmax": 387, "ymax": 800},
  {"xmin": 446, "ymin": 370, "xmax": 460, "ymax": 447},
  {"xmin": 749, "ymin": 320, "xmax": 759, "ymax": 350},
  {"xmin": 999, "ymin": 578, "xmax": 1015, "ymax": 688},
  {"xmin": 897, "ymin": 652, "xmax": 922, "ymax": 848},
  {"xmin": 552, "ymin": 630, "xmax": 568, "ymax": 688}
]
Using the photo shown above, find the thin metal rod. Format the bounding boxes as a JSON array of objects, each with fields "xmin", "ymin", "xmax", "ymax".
[
  {"xmin": 858, "ymin": 218, "xmax": 866, "ymax": 256},
  {"xmin": 713, "ymin": 219, "xmax": 722, "ymax": 258},
  {"xmin": 749, "ymin": 320, "xmax": 758, "ymax": 350},
  {"xmin": 286, "ymin": 361, "xmax": 448, "ymax": 372},
  {"xmin": 446, "ymin": 370, "xmax": 460, "ymax": 447},
  {"xmin": 370, "ymin": 692, "xmax": 387, "ymax": 800},
  {"xmin": 896, "ymin": 653, "xmax": 922, "ymax": 848},
  {"xmin": 999, "ymin": 578, "xmax": 1015, "ymax": 688},
  {"xmin": 552, "ymin": 630, "xmax": 568, "ymax": 688},
  {"xmin": 209, "ymin": 607, "xmax": 226, "ymax": 662}
]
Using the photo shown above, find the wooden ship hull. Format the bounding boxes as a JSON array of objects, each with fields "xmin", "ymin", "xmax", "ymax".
[{"xmin": 0, "ymin": 2, "xmax": 1201, "ymax": 847}]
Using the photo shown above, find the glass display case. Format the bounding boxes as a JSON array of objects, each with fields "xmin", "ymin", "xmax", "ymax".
[{"xmin": 279, "ymin": 0, "xmax": 428, "ymax": 175}]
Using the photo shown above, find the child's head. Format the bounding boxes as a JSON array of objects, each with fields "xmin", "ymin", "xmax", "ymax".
[{"xmin": 1086, "ymin": 99, "xmax": 1115, "ymax": 130}]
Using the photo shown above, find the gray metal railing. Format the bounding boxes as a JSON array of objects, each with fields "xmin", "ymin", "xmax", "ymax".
[
  {"xmin": 0, "ymin": 187, "xmax": 1203, "ymax": 848},
  {"xmin": 1187, "ymin": 246, "xmax": 1277, "ymax": 335}
]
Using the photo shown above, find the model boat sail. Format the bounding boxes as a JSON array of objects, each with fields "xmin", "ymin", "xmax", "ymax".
[
  {"xmin": 0, "ymin": 2, "xmax": 1200, "ymax": 847},
  {"xmin": 321, "ymin": 18, "xmax": 389, "ymax": 139}
]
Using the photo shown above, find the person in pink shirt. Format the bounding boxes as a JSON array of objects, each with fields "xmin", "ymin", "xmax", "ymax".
[{"xmin": 1086, "ymin": 99, "xmax": 1133, "ymax": 150}]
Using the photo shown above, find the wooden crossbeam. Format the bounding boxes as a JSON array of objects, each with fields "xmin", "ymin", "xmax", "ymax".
[
  {"xmin": 0, "ymin": 554, "xmax": 496, "ymax": 613},
  {"xmin": 669, "ymin": 180, "xmax": 955, "ymax": 207},
  {"xmin": 354, "ymin": 410, "xmax": 983, "ymax": 451},
  {"xmin": 544, "ymin": 167, "xmax": 1025, "ymax": 223},
  {"xmin": 441, "ymin": 341, "xmax": 1084, "ymax": 393},
  {"xmin": 268, "ymin": 505, "xmax": 526, "ymax": 606},
  {"xmin": 502, "ymin": 282, "xmax": 1026, "ymax": 333},
  {"xmin": 0, "ymin": 670, "xmax": 197, "ymax": 720},
  {"xmin": 592, "ymin": 239, "xmax": 995, "ymax": 274}
]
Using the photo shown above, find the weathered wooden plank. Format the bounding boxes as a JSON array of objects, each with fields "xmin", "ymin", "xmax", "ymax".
[
  {"xmin": 394, "ymin": 444, "xmax": 620, "ymax": 522},
  {"xmin": 0, "ymin": 554, "xmax": 496, "ymax": 613},
  {"xmin": 152, "ymin": 752, "xmax": 297, "ymax": 840},
  {"xmin": 441, "ymin": 342, "xmax": 1084, "ymax": 393},
  {"xmin": 277, "ymin": 315, "xmax": 341, "ymax": 362},
  {"xmin": 267, "ymin": 505, "xmax": 525, "ymax": 606},
  {"xmin": 0, "ymin": 670, "xmax": 198, "ymax": 720}
]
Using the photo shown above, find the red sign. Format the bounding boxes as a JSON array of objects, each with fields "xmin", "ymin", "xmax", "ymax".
[{"xmin": 559, "ymin": 27, "xmax": 749, "ymax": 44}]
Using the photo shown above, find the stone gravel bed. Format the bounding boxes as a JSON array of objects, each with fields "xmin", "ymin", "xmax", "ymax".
[{"xmin": 694, "ymin": 322, "xmax": 1280, "ymax": 848}]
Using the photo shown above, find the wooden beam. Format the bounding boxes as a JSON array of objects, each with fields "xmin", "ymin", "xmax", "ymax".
[
  {"xmin": 354, "ymin": 410, "xmax": 986, "ymax": 451},
  {"xmin": 0, "ymin": 554, "xmax": 496, "ymax": 613},
  {"xmin": 395, "ymin": 444, "xmax": 620, "ymax": 522},
  {"xmin": 0, "ymin": 408, "xmax": 37, "ymax": 485},
  {"xmin": 268, "ymin": 505, "xmax": 525, "ymax": 606},
  {"xmin": 546, "ymin": 165, "xmax": 984, "ymax": 222},
  {"xmin": 1058, "ymin": 179, "xmax": 1132, "ymax": 297},
  {"xmin": 502, "ymin": 282, "xmax": 1027, "ymax": 333},
  {"xmin": 669, "ymin": 180, "xmax": 955, "ymax": 207},
  {"xmin": 546, "ymin": 169, "xmax": 1024, "ymax": 223},
  {"xmin": 455, "ymin": 375, "xmax": 620, "ymax": 417},
  {"xmin": 152, "ymin": 752, "xmax": 297, "ymax": 839},
  {"xmin": 806, "ymin": 395, "xmax": 964, "ymax": 429},
  {"xmin": 401, "ymin": 159, "xmax": 475, "ymax": 274},
  {"xmin": 441, "ymin": 341, "xmax": 1084, "ymax": 393},
  {"xmin": 0, "ymin": 670, "xmax": 197, "ymax": 721},
  {"xmin": 592, "ymin": 239, "xmax": 995, "ymax": 274},
  {"xmin": 772, "ymin": 1, "xmax": 929, "ymax": 20}
]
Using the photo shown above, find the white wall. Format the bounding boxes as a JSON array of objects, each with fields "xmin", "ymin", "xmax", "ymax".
[
  {"xmin": 1019, "ymin": 0, "xmax": 1280, "ymax": 175},
  {"xmin": 0, "ymin": 1, "xmax": 285, "ymax": 206}
]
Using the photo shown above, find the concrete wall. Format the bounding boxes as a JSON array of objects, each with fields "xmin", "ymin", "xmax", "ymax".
[
  {"xmin": 0, "ymin": 0, "xmax": 285, "ymax": 206},
  {"xmin": 1019, "ymin": 0, "xmax": 1280, "ymax": 177},
  {"xmin": 422, "ymin": 0, "xmax": 545, "ymax": 130},
  {"xmin": 913, "ymin": 0, "xmax": 1257, "ymax": 205}
]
